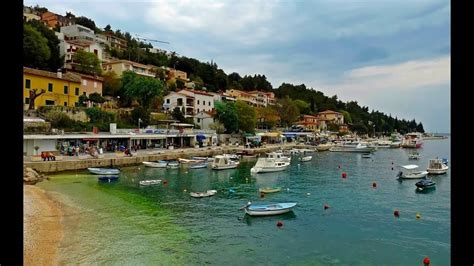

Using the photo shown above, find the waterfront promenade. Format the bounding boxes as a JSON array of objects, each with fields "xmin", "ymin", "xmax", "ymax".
[{"xmin": 24, "ymin": 143, "xmax": 308, "ymax": 173}]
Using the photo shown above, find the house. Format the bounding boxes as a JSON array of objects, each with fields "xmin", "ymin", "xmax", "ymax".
[
  {"xmin": 41, "ymin": 11, "xmax": 74, "ymax": 29},
  {"xmin": 67, "ymin": 71, "xmax": 104, "ymax": 96},
  {"xmin": 23, "ymin": 7, "xmax": 41, "ymax": 22},
  {"xmin": 295, "ymin": 115, "xmax": 327, "ymax": 132},
  {"xmin": 23, "ymin": 67, "xmax": 82, "ymax": 109},
  {"xmin": 162, "ymin": 89, "xmax": 216, "ymax": 119},
  {"xmin": 316, "ymin": 110, "xmax": 344, "ymax": 125},
  {"xmin": 339, "ymin": 124, "xmax": 349, "ymax": 133},
  {"xmin": 102, "ymin": 60, "xmax": 156, "ymax": 78},
  {"xmin": 96, "ymin": 32, "xmax": 128, "ymax": 50},
  {"xmin": 225, "ymin": 89, "xmax": 275, "ymax": 107},
  {"xmin": 194, "ymin": 111, "xmax": 215, "ymax": 130}
]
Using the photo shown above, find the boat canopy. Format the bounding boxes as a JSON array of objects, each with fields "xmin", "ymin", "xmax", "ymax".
[{"xmin": 400, "ymin": 164, "xmax": 419, "ymax": 170}]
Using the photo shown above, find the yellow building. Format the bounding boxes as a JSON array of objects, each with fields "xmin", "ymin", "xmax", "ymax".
[{"xmin": 24, "ymin": 67, "xmax": 82, "ymax": 109}]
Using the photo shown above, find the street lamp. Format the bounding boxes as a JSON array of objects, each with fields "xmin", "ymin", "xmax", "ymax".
[{"xmin": 138, "ymin": 118, "xmax": 142, "ymax": 129}]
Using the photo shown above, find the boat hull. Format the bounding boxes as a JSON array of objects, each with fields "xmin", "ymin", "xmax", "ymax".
[
  {"xmin": 251, "ymin": 164, "xmax": 289, "ymax": 174},
  {"xmin": 143, "ymin": 161, "xmax": 167, "ymax": 168},
  {"xmin": 399, "ymin": 171, "xmax": 429, "ymax": 179},
  {"xmin": 88, "ymin": 168, "xmax": 120, "ymax": 175},
  {"xmin": 427, "ymin": 168, "xmax": 448, "ymax": 175},
  {"xmin": 244, "ymin": 203, "xmax": 297, "ymax": 216},
  {"xmin": 189, "ymin": 164, "xmax": 208, "ymax": 169},
  {"xmin": 259, "ymin": 187, "xmax": 282, "ymax": 193},
  {"xmin": 212, "ymin": 164, "xmax": 238, "ymax": 170}
]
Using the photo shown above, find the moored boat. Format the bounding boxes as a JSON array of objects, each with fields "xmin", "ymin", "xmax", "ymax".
[
  {"xmin": 258, "ymin": 187, "xmax": 282, "ymax": 193},
  {"xmin": 426, "ymin": 159, "xmax": 449, "ymax": 175},
  {"xmin": 189, "ymin": 163, "xmax": 208, "ymax": 169},
  {"xmin": 408, "ymin": 152, "xmax": 421, "ymax": 160},
  {"xmin": 98, "ymin": 175, "xmax": 119, "ymax": 182},
  {"xmin": 139, "ymin": 179, "xmax": 162, "ymax": 186},
  {"xmin": 250, "ymin": 158, "xmax": 290, "ymax": 174},
  {"xmin": 362, "ymin": 153, "xmax": 372, "ymax": 158},
  {"xmin": 396, "ymin": 165, "xmax": 429, "ymax": 179},
  {"xmin": 241, "ymin": 202, "xmax": 297, "ymax": 216},
  {"xmin": 329, "ymin": 142, "xmax": 375, "ymax": 153},
  {"xmin": 142, "ymin": 161, "xmax": 168, "ymax": 168},
  {"xmin": 88, "ymin": 167, "xmax": 120, "ymax": 175},
  {"xmin": 190, "ymin": 190, "xmax": 217, "ymax": 198},
  {"xmin": 211, "ymin": 155, "xmax": 239, "ymax": 170},
  {"xmin": 166, "ymin": 161, "xmax": 180, "ymax": 169},
  {"xmin": 300, "ymin": 155, "xmax": 312, "ymax": 162},
  {"xmin": 415, "ymin": 178, "xmax": 436, "ymax": 192}
]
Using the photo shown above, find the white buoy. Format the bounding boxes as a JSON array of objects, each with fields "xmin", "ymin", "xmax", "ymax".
[{"xmin": 306, "ymin": 192, "xmax": 311, "ymax": 195}]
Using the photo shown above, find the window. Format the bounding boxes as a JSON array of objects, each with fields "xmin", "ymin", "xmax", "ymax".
[
  {"xmin": 93, "ymin": 49, "xmax": 98, "ymax": 56},
  {"xmin": 197, "ymin": 118, "xmax": 201, "ymax": 123},
  {"xmin": 25, "ymin": 79, "xmax": 31, "ymax": 89},
  {"xmin": 48, "ymin": 83, "xmax": 53, "ymax": 92},
  {"xmin": 208, "ymin": 101, "xmax": 211, "ymax": 106},
  {"xmin": 203, "ymin": 101, "xmax": 206, "ymax": 105},
  {"xmin": 94, "ymin": 81, "xmax": 97, "ymax": 88},
  {"xmin": 75, "ymin": 87, "xmax": 79, "ymax": 95},
  {"xmin": 83, "ymin": 80, "xmax": 87, "ymax": 86},
  {"xmin": 25, "ymin": 98, "xmax": 30, "ymax": 104},
  {"xmin": 64, "ymin": 102, "xmax": 67, "ymax": 106},
  {"xmin": 45, "ymin": 100, "xmax": 55, "ymax": 106},
  {"xmin": 197, "ymin": 109, "xmax": 200, "ymax": 112},
  {"xmin": 64, "ymin": 86, "xmax": 68, "ymax": 94},
  {"xmin": 197, "ymin": 100, "xmax": 200, "ymax": 105},
  {"xmin": 166, "ymin": 99, "xmax": 170, "ymax": 104}
]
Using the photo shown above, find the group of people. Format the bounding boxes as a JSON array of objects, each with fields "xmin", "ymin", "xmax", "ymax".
[{"xmin": 40, "ymin": 151, "xmax": 56, "ymax": 161}]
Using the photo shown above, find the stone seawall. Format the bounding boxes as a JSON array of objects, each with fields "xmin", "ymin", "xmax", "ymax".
[{"xmin": 24, "ymin": 145, "xmax": 308, "ymax": 173}]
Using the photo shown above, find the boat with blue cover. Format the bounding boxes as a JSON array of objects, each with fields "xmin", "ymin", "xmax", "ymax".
[
  {"xmin": 88, "ymin": 168, "xmax": 120, "ymax": 175},
  {"xmin": 241, "ymin": 202, "xmax": 297, "ymax": 216}
]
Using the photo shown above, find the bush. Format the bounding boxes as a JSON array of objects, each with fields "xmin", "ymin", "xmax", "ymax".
[{"xmin": 85, "ymin": 107, "xmax": 116, "ymax": 123}]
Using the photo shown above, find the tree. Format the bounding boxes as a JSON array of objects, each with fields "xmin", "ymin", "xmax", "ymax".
[
  {"xmin": 176, "ymin": 79, "xmax": 185, "ymax": 89},
  {"xmin": 294, "ymin": 99, "xmax": 311, "ymax": 115},
  {"xmin": 235, "ymin": 101, "xmax": 257, "ymax": 133},
  {"xmin": 78, "ymin": 94, "xmax": 89, "ymax": 106},
  {"xmin": 121, "ymin": 71, "xmax": 165, "ymax": 109},
  {"xmin": 277, "ymin": 96, "xmax": 300, "ymax": 127},
  {"xmin": 310, "ymin": 97, "xmax": 316, "ymax": 113},
  {"xmin": 28, "ymin": 89, "xmax": 46, "ymax": 110},
  {"xmin": 339, "ymin": 110, "xmax": 352, "ymax": 124},
  {"xmin": 102, "ymin": 71, "xmax": 121, "ymax": 96},
  {"xmin": 104, "ymin": 24, "xmax": 112, "ymax": 32},
  {"xmin": 131, "ymin": 106, "xmax": 150, "ymax": 127},
  {"xmin": 88, "ymin": 92, "xmax": 105, "ymax": 104},
  {"xmin": 255, "ymin": 106, "xmax": 280, "ymax": 129},
  {"xmin": 351, "ymin": 122, "xmax": 368, "ymax": 135},
  {"xmin": 74, "ymin": 16, "xmax": 96, "ymax": 31},
  {"xmin": 72, "ymin": 50, "xmax": 102, "ymax": 75},
  {"xmin": 24, "ymin": 24, "xmax": 51, "ymax": 69},
  {"xmin": 171, "ymin": 107, "xmax": 186, "ymax": 122},
  {"xmin": 214, "ymin": 102, "xmax": 239, "ymax": 133},
  {"xmin": 209, "ymin": 122, "xmax": 226, "ymax": 134},
  {"xmin": 26, "ymin": 20, "xmax": 63, "ymax": 71}
]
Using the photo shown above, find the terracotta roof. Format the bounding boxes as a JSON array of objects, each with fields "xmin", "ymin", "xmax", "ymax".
[
  {"xmin": 318, "ymin": 110, "xmax": 342, "ymax": 115},
  {"xmin": 179, "ymin": 89, "xmax": 213, "ymax": 97},
  {"xmin": 303, "ymin": 115, "xmax": 317, "ymax": 118},
  {"xmin": 24, "ymin": 67, "xmax": 81, "ymax": 83},
  {"xmin": 102, "ymin": 60, "xmax": 155, "ymax": 69},
  {"xmin": 67, "ymin": 71, "xmax": 104, "ymax": 82},
  {"xmin": 167, "ymin": 91, "xmax": 195, "ymax": 98}
]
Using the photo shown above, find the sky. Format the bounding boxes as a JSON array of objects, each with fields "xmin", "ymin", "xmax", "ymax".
[{"xmin": 25, "ymin": 0, "xmax": 451, "ymax": 133}]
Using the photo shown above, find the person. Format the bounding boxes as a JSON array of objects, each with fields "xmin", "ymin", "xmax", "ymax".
[
  {"xmin": 48, "ymin": 152, "xmax": 56, "ymax": 161},
  {"xmin": 41, "ymin": 151, "xmax": 47, "ymax": 161},
  {"xmin": 75, "ymin": 146, "xmax": 79, "ymax": 156}
]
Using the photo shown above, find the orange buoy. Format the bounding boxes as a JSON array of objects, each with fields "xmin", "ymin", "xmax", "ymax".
[
  {"xmin": 394, "ymin": 210, "xmax": 400, "ymax": 217},
  {"xmin": 324, "ymin": 204, "xmax": 330, "ymax": 210},
  {"xmin": 342, "ymin": 172, "xmax": 347, "ymax": 178},
  {"xmin": 372, "ymin": 182, "xmax": 377, "ymax": 188},
  {"xmin": 276, "ymin": 221, "xmax": 283, "ymax": 227},
  {"xmin": 423, "ymin": 257, "xmax": 430, "ymax": 266}
]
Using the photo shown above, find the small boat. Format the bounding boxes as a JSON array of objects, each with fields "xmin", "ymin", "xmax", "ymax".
[
  {"xmin": 266, "ymin": 152, "xmax": 291, "ymax": 163},
  {"xmin": 329, "ymin": 142, "xmax": 375, "ymax": 153},
  {"xmin": 389, "ymin": 141, "xmax": 401, "ymax": 148},
  {"xmin": 189, "ymin": 163, "xmax": 208, "ymax": 169},
  {"xmin": 139, "ymin": 179, "xmax": 162, "ymax": 186},
  {"xmin": 88, "ymin": 168, "xmax": 120, "ymax": 175},
  {"xmin": 426, "ymin": 158, "xmax": 449, "ymax": 175},
  {"xmin": 258, "ymin": 187, "xmax": 282, "ymax": 193},
  {"xmin": 190, "ymin": 190, "xmax": 217, "ymax": 198},
  {"xmin": 192, "ymin": 156, "xmax": 213, "ymax": 162},
  {"xmin": 241, "ymin": 202, "xmax": 297, "ymax": 216},
  {"xmin": 178, "ymin": 158, "xmax": 205, "ymax": 164},
  {"xmin": 250, "ymin": 158, "xmax": 290, "ymax": 174},
  {"xmin": 415, "ymin": 178, "xmax": 436, "ymax": 192},
  {"xmin": 143, "ymin": 161, "xmax": 168, "ymax": 168},
  {"xmin": 167, "ymin": 161, "xmax": 180, "ymax": 169},
  {"xmin": 98, "ymin": 176, "xmax": 119, "ymax": 182},
  {"xmin": 396, "ymin": 165, "xmax": 429, "ymax": 179},
  {"xmin": 408, "ymin": 152, "xmax": 421, "ymax": 160},
  {"xmin": 315, "ymin": 143, "xmax": 332, "ymax": 151},
  {"xmin": 211, "ymin": 155, "xmax": 239, "ymax": 170},
  {"xmin": 300, "ymin": 156, "xmax": 312, "ymax": 162},
  {"xmin": 361, "ymin": 153, "xmax": 372, "ymax": 158}
]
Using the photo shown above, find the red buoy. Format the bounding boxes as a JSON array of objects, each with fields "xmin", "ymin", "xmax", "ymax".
[
  {"xmin": 342, "ymin": 172, "xmax": 347, "ymax": 178},
  {"xmin": 260, "ymin": 192, "xmax": 265, "ymax": 198},
  {"xmin": 372, "ymin": 182, "xmax": 377, "ymax": 188},
  {"xmin": 423, "ymin": 257, "xmax": 430, "ymax": 265},
  {"xmin": 324, "ymin": 204, "xmax": 330, "ymax": 210},
  {"xmin": 394, "ymin": 210, "xmax": 400, "ymax": 217},
  {"xmin": 163, "ymin": 180, "xmax": 168, "ymax": 185},
  {"xmin": 276, "ymin": 221, "xmax": 283, "ymax": 227}
]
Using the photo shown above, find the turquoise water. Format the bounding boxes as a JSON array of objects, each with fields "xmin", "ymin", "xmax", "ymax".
[{"xmin": 39, "ymin": 138, "xmax": 450, "ymax": 265}]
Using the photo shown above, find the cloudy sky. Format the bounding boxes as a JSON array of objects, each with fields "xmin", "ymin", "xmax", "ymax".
[{"xmin": 26, "ymin": 0, "xmax": 450, "ymax": 132}]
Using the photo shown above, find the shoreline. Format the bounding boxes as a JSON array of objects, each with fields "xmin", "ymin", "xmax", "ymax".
[{"xmin": 24, "ymin": 184, "xmax": 63, "ymax": 265}]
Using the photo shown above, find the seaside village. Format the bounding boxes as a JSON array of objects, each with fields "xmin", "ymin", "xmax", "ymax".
[{"xmin": 23, "ymin": 6, "xmax": 448, "ymax": 191}]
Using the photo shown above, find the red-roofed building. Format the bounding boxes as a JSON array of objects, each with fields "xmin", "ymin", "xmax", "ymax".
[
  {"xmin": 295, "ymin": 115, "xmax": 327, "ymax": 132},
  {"xmin": 226, "ymin": 89, "xmax": 275, "ymax": 107},
  {"xmin": 316, "ymin": 110, "xmax": 344, "ymax": 125}
]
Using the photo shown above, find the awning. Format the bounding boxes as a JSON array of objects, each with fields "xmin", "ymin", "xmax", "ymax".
[
  {"xmin": 196, "ymin": 134, "xmax": 206, "ymax": 141},
  {"xmin": 257, "ymin": 132, "xmax": 281, "ymax": 137},
  {"xmin": 283, "ymin": 133, "xmax": 297, "ymax": 137}
]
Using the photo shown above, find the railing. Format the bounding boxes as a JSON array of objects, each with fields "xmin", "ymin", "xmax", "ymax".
[{"xmin": 114, "ymin": 128, "xmax": 217, "ymax": 135}]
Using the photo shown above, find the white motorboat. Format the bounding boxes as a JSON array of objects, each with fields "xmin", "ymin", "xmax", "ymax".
[
  {"xmin": 250, "ymin": 158, "xmax": 290, "ymax": 174},
  {"xmin": 189, "ymin": 163, "xmax": 208, "ymax": 169},
  {"xmin": 329, "ymin": 142, "xmax": 375, "ymax": 153},
  {"xmin": 401, "ymin": 132, "xmax": 423, "ymax": 148},
  {"xmin": 396, "ymin": 165, "xmax": 429, "ymax": 179},
  {"xmin": 139, "ymin": 179, "xmax": 162, "ymax": 186},
  {"xmin": 426, "ymin": 159, "xmax": 449, "ymax": 175},
  {"xmin": 241, "ymin": 202, "xmax": 297, "ymax": 216},
  {"xmin": 167, "ymin": 161, "xmax": 180, "ymax": 169},
  {"xmin": 190, "ymin": 190, "xmax": 217, "ymax": 198},
  {"xmin": 142, "ymin": 161, "xmax": 168, "ymax": 168},
  {"xmin": 266, "ymin": 152, "xmax": 291, "ymax": 163},
  {"xmin": 389, "ymin": 141, "xmax": 401, "ymax": 148},
  {"xmin": 408, "ymin": 152, "xmax": 421, "ymax": 160},
  {"xmin": 211, "ymin": 155, "xmax": 239, "ymax": 170},
  {"xmin": 316, "ymin": 143, "xmax": 333, "ymax": 151},
  {"xmin": 299, "ymin": 156, "xmax": 312, "ymax": 162},
  {"xmin": 88, "ymin": 168, "xmax": 120, "ymax": 175}
]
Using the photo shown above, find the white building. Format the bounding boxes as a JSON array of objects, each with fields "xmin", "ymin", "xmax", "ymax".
[
  {"xmin": 194, "ymin": 111, "xmax": 215, "ymax": 130},
  {"xmin": 163, "ymin": 89, "xmax": 216, "ymax": 120}
]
